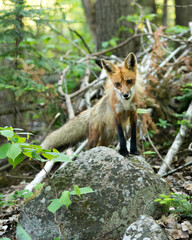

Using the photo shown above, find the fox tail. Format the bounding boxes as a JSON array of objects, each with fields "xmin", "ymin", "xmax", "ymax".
[{"xmin": 41, "ymin": 110, "xmax": 90, "ymax": 150}]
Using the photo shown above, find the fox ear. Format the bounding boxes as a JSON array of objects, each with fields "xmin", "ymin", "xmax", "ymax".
[
  {"xmin": 124, "ymin": 52, "xmax": 137, "ymax": 71},
  {"xmin": 101, "ymin": 59, "xmax": 117, "ymax": 75}
]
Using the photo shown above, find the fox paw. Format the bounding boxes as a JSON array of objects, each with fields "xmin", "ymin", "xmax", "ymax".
[
  {"xmin": 119, "ymin": 148, "xmax": 129, "ymax": 157},
  {"xmin": 130, "ymin": 149, "xmax": 140, "ymax": 155}
]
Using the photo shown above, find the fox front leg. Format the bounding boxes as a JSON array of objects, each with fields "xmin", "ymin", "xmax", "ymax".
[
  {"xmin": 129, "ymin": 111, "xmax": 140, "ymax": 155},
  {"xmin": 115, "ymin": 119, "xmax": 129, "ymax": 157}
]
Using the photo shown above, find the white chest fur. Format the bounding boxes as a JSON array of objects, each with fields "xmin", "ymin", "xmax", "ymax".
[{"xmin": 115, "ymin": 88, "xmax": 136, "ymax": 114}]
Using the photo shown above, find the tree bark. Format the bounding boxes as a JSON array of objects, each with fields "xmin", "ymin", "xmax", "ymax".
[
  {"xmin": 95, "ymin": 0, "xmax": 134, "ymax": 57},
  {"xmin": 81, "ymin": 0, "xmax": 97, "ymax": 44},
  {"xmin": 175, "ymin": 0, "xmax": 192, "ymax": 26},
  {"xmin": 163, "ymin": 0, "xmax": 167, "ymax": 27}
]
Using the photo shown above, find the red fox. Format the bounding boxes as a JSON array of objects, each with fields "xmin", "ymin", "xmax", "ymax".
[{"xmin": 41, "ymin": 53, "xmax": 143, "ymax": 156}]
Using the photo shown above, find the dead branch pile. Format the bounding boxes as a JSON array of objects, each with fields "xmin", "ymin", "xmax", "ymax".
[{"xmin": 25, "ymin": 20, "xmax": 192, "ymax": 190}]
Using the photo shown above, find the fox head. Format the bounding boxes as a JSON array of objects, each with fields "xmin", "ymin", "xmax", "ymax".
[{"xmin": 101, "ymin": 52, "xmax": 137, "ymax": 100}]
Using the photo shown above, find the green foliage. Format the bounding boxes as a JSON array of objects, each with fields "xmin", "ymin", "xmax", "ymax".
[
  {"xmin": 0, "ymin": 0, "xmax": 49, "ymax": 95},
  {"xmin": 156, "ymin": 118, "xmax": 171, "ymax": 129},
  {"xmin": 143, "ymin": 151, "xmax": 156, "ymax": 156},
  {"xmin": 101, "ymin": 37, "xmax": 119, "ymax": 49},
  {"xmin": 0, "ymin": 126, "xmax": 71, "ymax": 168},
  {"xmin": 165, "ymin": 25, "xmax": 189, "ymax": 34},
  {"xmin": 0, "ymin": 126, "xmax": 94, "ymax": 219},
  {"xmin": 48, "ymin": 186, "xmax": 94, "ymax": 213},
  {"xmin": 119, "ymin": 13, "xmax": 156, "ymax": 24},
  {"xmin": 175, "ymin": 83, "xmax": 192, "ymax": 109},
  {"xmin": 0, "ymin": 186, "xmax": 43, "ymax": 207},
  {"xmin": 16, "ymin": 223, "xmax": 32, "ymax": 240},
  {"xmin": 155, "ymin": 193, "xmax": 192, "ymax": 218},
  {"xmin": 137, "ymin": 108, "xmax": 151, "ymax": 114}
]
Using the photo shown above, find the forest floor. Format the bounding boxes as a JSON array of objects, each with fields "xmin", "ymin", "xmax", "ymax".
[{"xmin": 0, "ymin": 148, "xmax": 192, "ymax": 240}]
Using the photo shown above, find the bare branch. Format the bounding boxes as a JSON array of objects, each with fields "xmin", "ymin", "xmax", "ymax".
[
  {"xmin": 146, "ymin": 132, "xmax": 172, "ymax": 171},
  {"xmin": 162, "ymin": 161, "xmax": 192, "ymax": 177},
  {"xmin": 158, "ymin": 102, "xmax": 192, "ymax": 176}
]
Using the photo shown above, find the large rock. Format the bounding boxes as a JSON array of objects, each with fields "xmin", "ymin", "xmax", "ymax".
[
  {"xmin": 122, "ymin": 215, "xmax": 169, "ymax": 240},
  {"xmin": 18, "ymin": 147, "xmax": 169, "ymax": 240}
]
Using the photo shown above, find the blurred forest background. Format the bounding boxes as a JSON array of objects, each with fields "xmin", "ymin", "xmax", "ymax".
[{"xmin": 0, "ymin": 0, "xmax": 192, "ymax": 239}]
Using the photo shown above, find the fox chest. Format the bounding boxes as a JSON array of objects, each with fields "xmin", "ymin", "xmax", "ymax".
[{"xmin": 115, "ymin": 99, "xmax": 136, "ymax": 114}]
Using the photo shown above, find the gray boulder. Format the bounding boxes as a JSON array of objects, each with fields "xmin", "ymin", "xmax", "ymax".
[
  {"xmin": 122, "ymin": 215, "xmax": 169, "ymax": 240},
  {"xmin": 18, "ymin": 147, "xmax": 169, "ymax": 240}
]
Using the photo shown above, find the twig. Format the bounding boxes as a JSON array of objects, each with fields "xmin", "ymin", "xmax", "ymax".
[
  {"xmin": 158, "ymin": 102, "xmax": 192, "ymax": 176},
  {"xmin": 49, "ymin": 24, "xmax": 88, "ymax": 56},
  {"xmin": 69, "ymin": 78, "xmax": 104, "ymax": 99},
  {"xmin": 68, "ymin": 26, "xmax": 92, "ymax": 54},
  {"xmin": 0, "ymin": 163, "xmax": 12, "ymax": 173},
  {"xmin": 25, "ymin": 160, "xmax": 54, "ymax": 192},
  {"xmin": 162, "ymin": 161, "xmax": 192, "ymax": 177},
  {"xmin": 42, "ymin": 113, "xmax": 61, "ymax": 139},
  {"xmin": 146, "ymin": 132, "xmax": 172, "ymax": 171},
  {"xmin": 91, "ymin": 33, "xmax": 149, "ymax": 56},
  {"xmin": 132, "ymin": 1, "xmax": 143, "ymax": 35},
  {"xmin": 58, "ymin": 66, "xmax": 70, "ymax": 97},
  {"xmin": 58, "ymin": 66, "xmax": 75, "ymax": 119}
]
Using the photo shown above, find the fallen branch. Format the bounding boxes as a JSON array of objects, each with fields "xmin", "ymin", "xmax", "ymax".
[
  {"xmin": 25, "ymin": 65, "xmax": 90, "ymax": 191},
  {"xmin": 162, "ymin": 161, "xmax": 192, "ymax": 177},
  {"xmin": 146, "ymin": 132, "xmax": 172, "ymax": 171},
  {"xmin": 158, "ymin": 102, "xmax": 192, "ymax": 176},
  {"xmin": 25, "ymin": 160, "xmax": 53, "ymax": 192}
]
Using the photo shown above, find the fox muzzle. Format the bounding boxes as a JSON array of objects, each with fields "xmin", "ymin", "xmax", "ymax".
[{"xmin": 123, "ymin": 90, "xmax": 132, "ymax": 100}]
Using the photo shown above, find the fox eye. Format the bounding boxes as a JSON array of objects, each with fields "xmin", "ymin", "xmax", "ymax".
[
  {"xmin": 126, "ymin": 79, "xmax": 132, "ymax": 84},
  {"xmin": 115, "ymin": 82, "xmax": 121, "ymax": 87}
]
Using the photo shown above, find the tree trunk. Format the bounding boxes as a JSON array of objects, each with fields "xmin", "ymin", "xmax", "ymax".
[
  {"xmin": 175, "ymin": 0, "xmax": 192, "ymax": 26},
  {"xmin": 95, "ymin": 0, "xmax": 134, "ymax": 57},
  {"xmin": 81, "ymin": 0, "xmax": 97, "ymax": 44},
  {"xmin": 163, "ymin": 0, "xmax": 167, "ymax": 27}
]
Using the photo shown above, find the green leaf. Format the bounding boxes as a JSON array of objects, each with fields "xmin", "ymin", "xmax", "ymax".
[
  {"xmin": 166, "ymin": 25, "xmax": 188, "ymax": 34},
  {"xmin": 70, "ymin": 187, "xmax": 94, "ymax": 196},
  {"xmin": 48, "ymin": 199, "xmax": 62, "ymax": 213},
  {"xmin": 22, "ymin": 150, "xmax": 33, "ymax": 158},
  {"xmin": 8, "ymin": 153, "xmax": 24, "ymax": 168},
  {"xmin": 144, "ymin": 13, "xmax": 156, "ymax": 21},
  {"xmin": 143, "ymin": 151, "xmax": 156, "ymax": 155},
  {"xmin": 0, "ymin": 130, "xmax": 14, "ymax": 138},
  {"xmin": 42, "ymin": 151, "xmax": 71, "ymax": 162},
  {"xmin": 79, "ymin": 187, "xmax": 94, "ymax": 195},
  {"xmin": 0, "ymin": 143, "xmax": 11, "ymax": 159},
  {"xmin": 23, "ymin": 192, "xmax": 33, "ymax": 199},
  {"xmin": 31, "ymin": 151, "xmax": 42, "ymax": 161},
  {"xmin": 14, "ymin": 136, "xmax": 26, "ymax": 143},
  {"xmin": 101, "ymin": 41, "xmax": 109, "ymax": 48},
  {"xmin": 137, "ymin": 108, "xmax": 150, "ymax": 114},
  {"xmin": 6, "ymin": 143, "xmax": 22, "ymax": 160},
  {"xmin": 51, "ymin": 155, "xmax": 71, "ymax": 163},
  {"xmin": 1, "ymin": 237, "xmax": 12, "ymax": 240},
  {"xmin": 54, "ymin": 238, "xmax": 60, "ymax": 240},
  {"xmin": 34, "ymin": 183, "xmax": 44, "ymax": 190},
  {"xmin": 60, "ymin": 191, "xmax": 71, "ymax": 209},
  {"xmin": 74, "ymin": 185, "xmax": 81, "ymax": 197},
  {"xmin": 53, "ymin": 148, "xmax": 59, "ymax": 153},
  {"xmin": 16, "ymin": 223, "xmax": 32, "ymax": 240}
]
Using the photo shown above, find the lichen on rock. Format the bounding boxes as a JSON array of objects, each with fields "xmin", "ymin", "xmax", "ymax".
[{"xmin": 18, "ymin": 147, "xmax": 170, "ymax": 240}]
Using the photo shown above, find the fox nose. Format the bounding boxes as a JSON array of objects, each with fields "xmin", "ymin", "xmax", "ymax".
[{"xmin": 123, "ymin": 94, "xmax": 129, "ymax": 98}]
